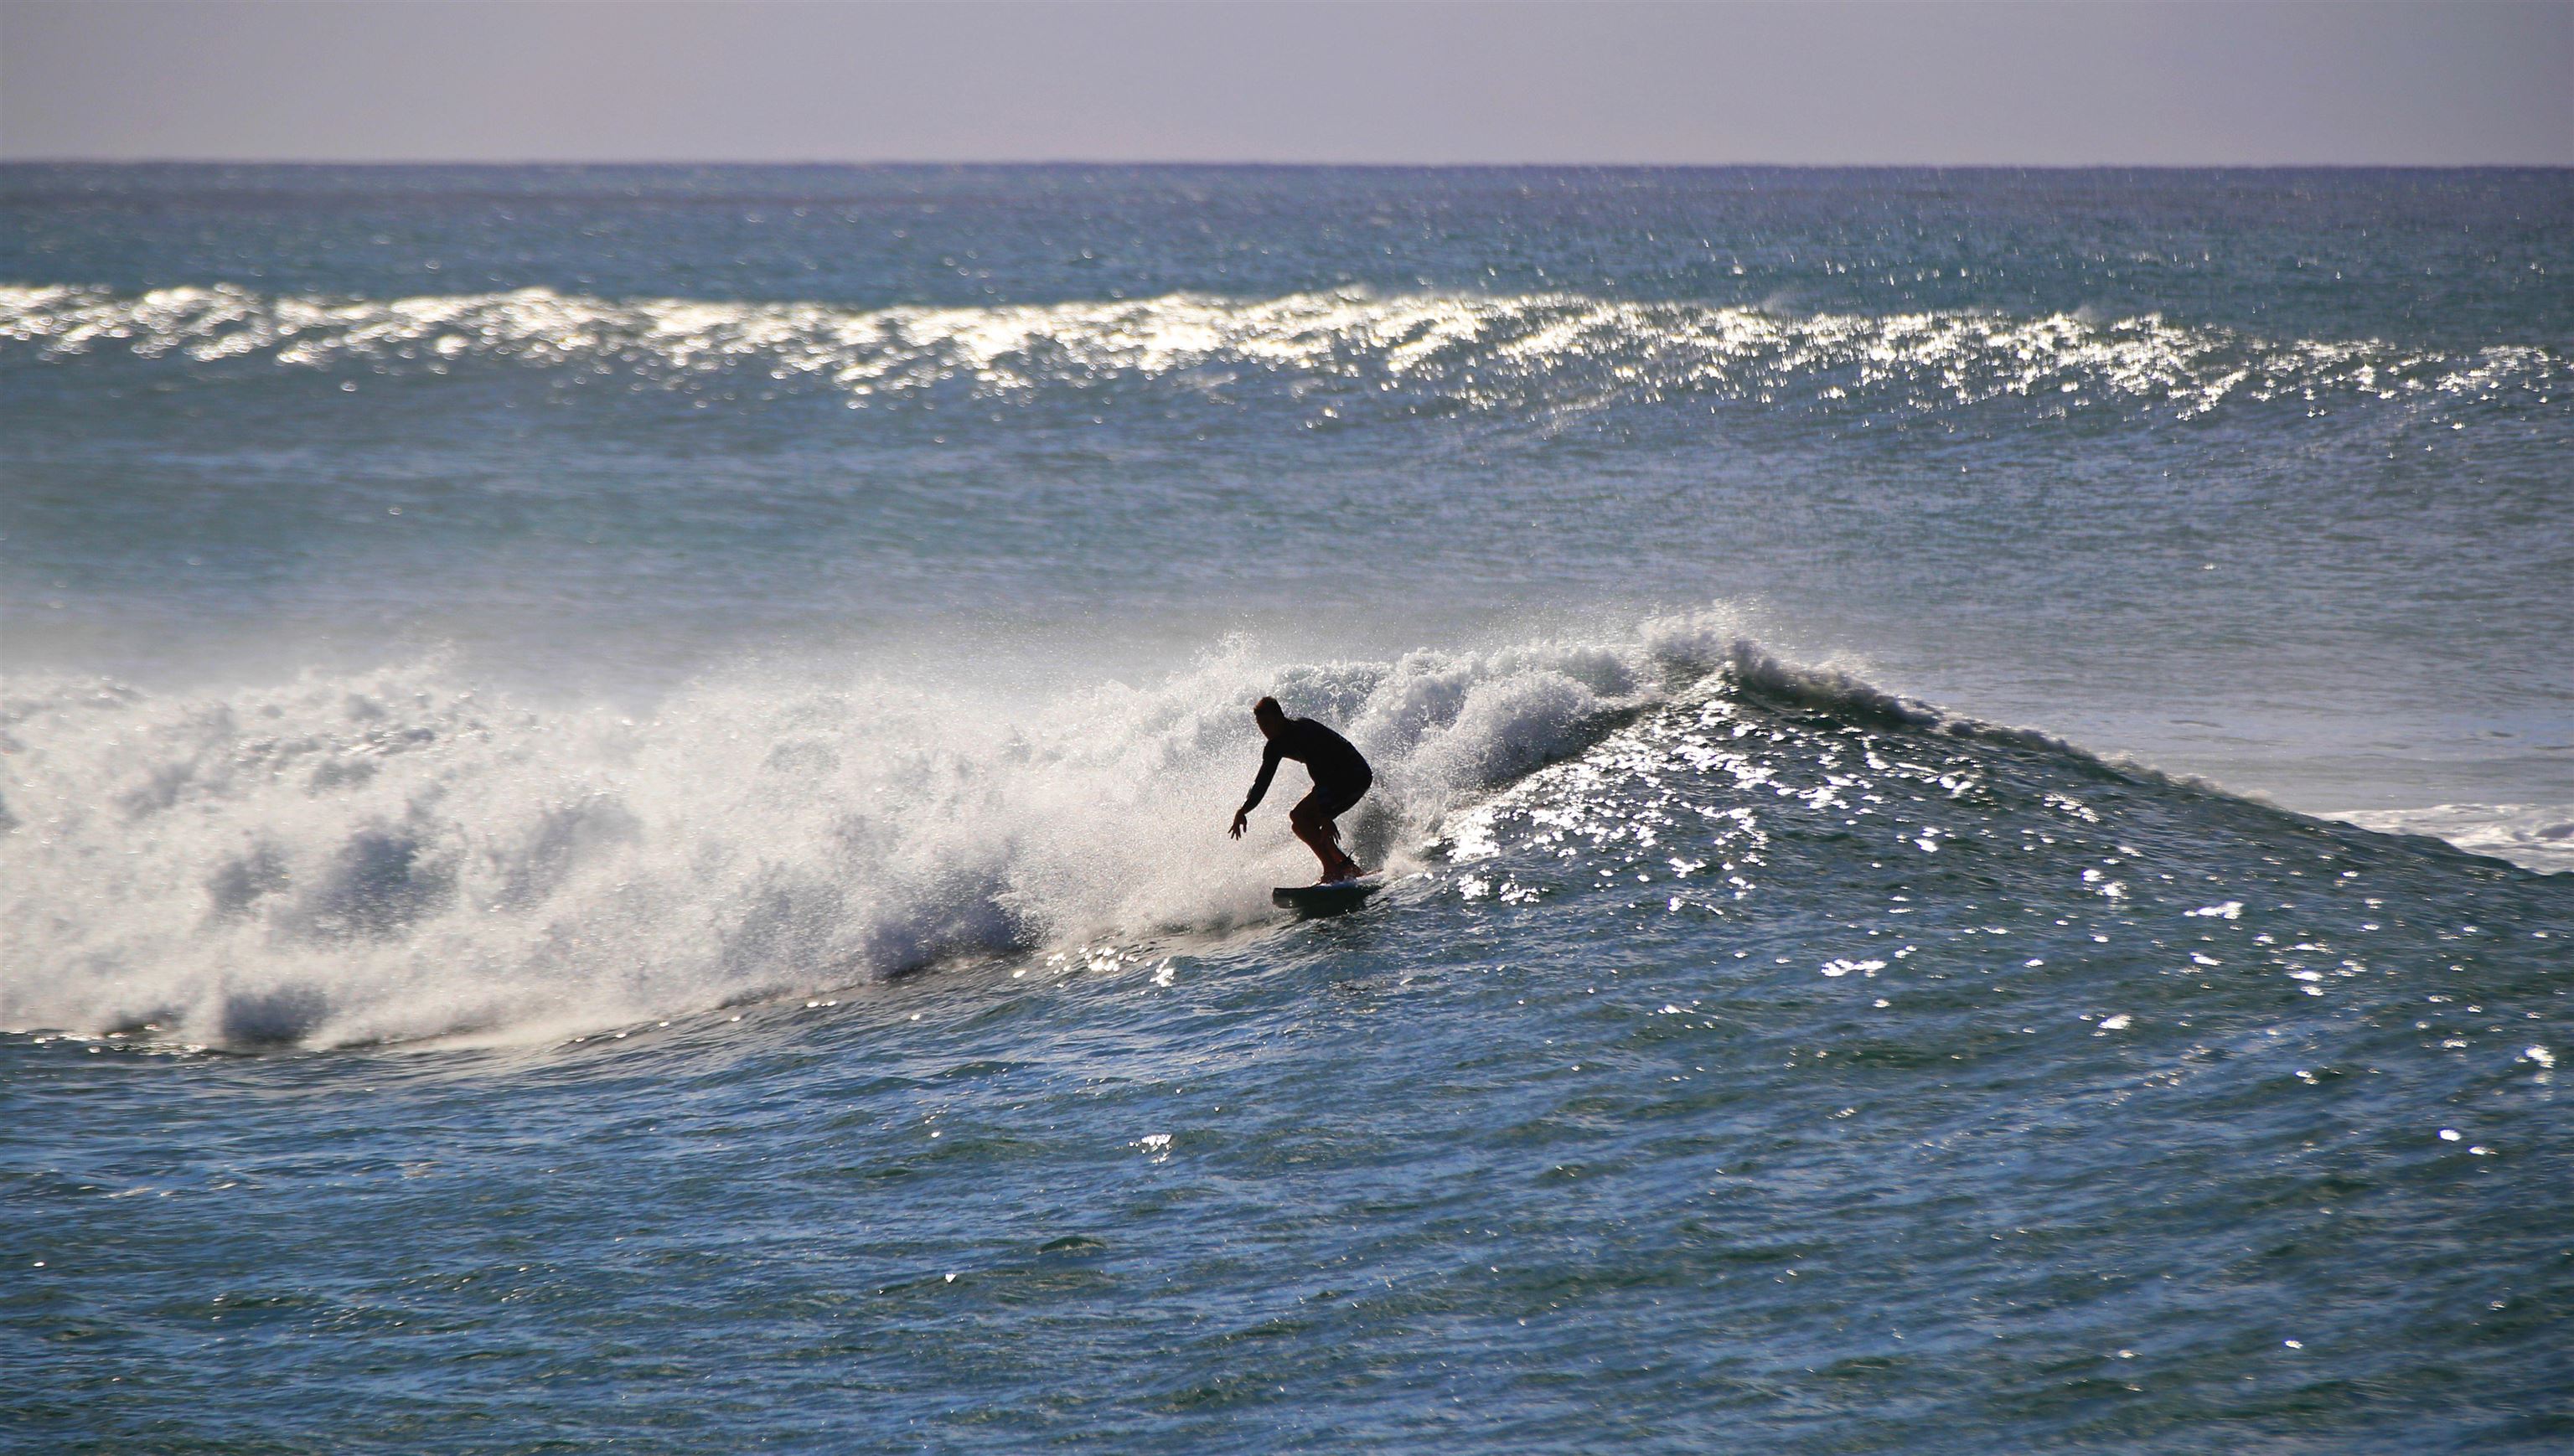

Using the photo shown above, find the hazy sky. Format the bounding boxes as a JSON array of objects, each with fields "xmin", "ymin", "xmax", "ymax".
[{"xmin": 4, "ymin": 0, "xmax": 2569, "ymax": 166}]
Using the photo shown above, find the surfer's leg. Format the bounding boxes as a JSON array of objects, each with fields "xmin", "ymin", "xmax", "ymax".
[
  {"xmin": 1293, "ymin": 785, "xmax": 1366, "ymax": 881},
  {"xmin": 1317, "ymin": 821, "xmax": 1359, "ymax": 881},
  {"xmin": 1322, "ymin": 776, "xmax": 1370, "ymax": 880},
  {"xmin": 1289, "ymin": 793, "xmax": 1337, "ymax": 878}
]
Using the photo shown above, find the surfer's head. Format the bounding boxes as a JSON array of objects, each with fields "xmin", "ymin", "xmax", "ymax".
[{"xmin": 1253, "ymin": 696, "xmax": 1286, "ymax": 736}]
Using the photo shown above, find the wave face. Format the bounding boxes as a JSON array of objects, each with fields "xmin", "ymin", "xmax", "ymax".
[
  {"xmin": 0, "ymin": 615, "xmax": 1774, "ymax": 1048},
  {"xmin": 4, "ymin": 282, "xmax": 2557, "ymax": 422}
]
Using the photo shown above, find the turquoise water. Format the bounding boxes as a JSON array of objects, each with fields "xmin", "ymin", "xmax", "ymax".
[{"xmin": 4, "ymin": 167, "xmax": 2571, "ymax": 1450}]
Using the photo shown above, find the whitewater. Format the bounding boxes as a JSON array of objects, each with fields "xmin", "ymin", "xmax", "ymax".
[
  {"xmin": 6, "ymin": 615, "xmax": 1808, "ymax": 1048},
  {"xmin": 5, "ymin": 165, "xmax": 2570, "ymax": 1452}
]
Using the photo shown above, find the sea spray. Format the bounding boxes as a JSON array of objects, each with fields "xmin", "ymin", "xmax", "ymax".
[{"xmin": 2, "ymin": 612, "xmax": 1775, "ymax": 1048}]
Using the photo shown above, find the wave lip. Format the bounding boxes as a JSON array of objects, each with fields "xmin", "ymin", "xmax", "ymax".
[{"xmin": 3, "ymin": 282, "xmax": 2555, "ymax": 420}]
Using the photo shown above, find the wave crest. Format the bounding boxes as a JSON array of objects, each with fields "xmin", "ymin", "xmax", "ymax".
[{"xmin": 4, "ymin": 282, "xmax": 2553, "ymax": 421}]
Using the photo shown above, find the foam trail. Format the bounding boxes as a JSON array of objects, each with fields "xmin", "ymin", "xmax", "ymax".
[
  {"xmin": 3, "ymin": 284, "xmax": 2555, "ymax": 421},
  {"xmin": 0, "ymin": 615, "xmax": 1765, "ymax": 1050}
]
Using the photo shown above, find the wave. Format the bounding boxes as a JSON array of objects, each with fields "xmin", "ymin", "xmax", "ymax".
[
  {"xmin": 3, "ymin": 282, "xmax": 2556, "ymax": 421},
  {"xmin": 2331, "ymin": 803, "xmax": 2574, "ymax": 876},
  {"xmin": 8, "ymin": 606, "xmax": 2548, "ymax": 1052},
  {"xmin": 0, "ymin": 612, "xmax": 1784, "ymax": 1050}
]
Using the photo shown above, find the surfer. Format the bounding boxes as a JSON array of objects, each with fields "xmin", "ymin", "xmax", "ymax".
[{"xmin": 1231, "ymin": 697, "xmax": 1372, "ymax": 883}]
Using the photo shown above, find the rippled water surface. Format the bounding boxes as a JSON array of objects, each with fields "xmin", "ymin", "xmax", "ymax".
[{"xmin": 4, "ymin": 167, "xmax": 2570, "ymax": 1451}]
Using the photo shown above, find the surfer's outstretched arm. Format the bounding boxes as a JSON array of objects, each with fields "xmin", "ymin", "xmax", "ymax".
[{"xmin": 1231, "ymin": 742, "xmax": 1284, "ymax": 839}]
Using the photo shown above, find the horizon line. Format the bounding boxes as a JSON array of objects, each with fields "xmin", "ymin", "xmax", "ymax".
[{"xmin": 8, "ymin": 157, "xmax": 2572, "ymax": 172}]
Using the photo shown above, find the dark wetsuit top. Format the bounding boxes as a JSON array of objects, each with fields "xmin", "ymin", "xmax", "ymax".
[{"xmin": 1245, "ymin": 717, "xmax": 1373, "ymax": 817}]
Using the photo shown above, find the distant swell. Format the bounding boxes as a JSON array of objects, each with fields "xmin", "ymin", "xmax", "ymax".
[{"xmin": 3, "ymin": 283, "xmax": 2556, "ymax": 421}]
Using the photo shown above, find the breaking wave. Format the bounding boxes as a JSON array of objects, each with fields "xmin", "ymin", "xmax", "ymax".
[
  {"xmin": 0, "ymin": 612, "xmax": 1858, "ymax": 1050},
  {"xmin": 2332, "ymin": 803, "xmax": 2574, "ymax": 877},
  {"xmin": 3, "ymin": 282, "xmax": 2556, "ymax": 421},
  {"xmin": 5, "ymin": 605, "xmax": 2553, "ymax": 1053}
]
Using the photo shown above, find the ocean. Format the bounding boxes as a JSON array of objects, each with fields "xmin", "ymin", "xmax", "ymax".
[{"xmin": 3, "ymin": 165, "xmax": 2569, "ymax": 1450}]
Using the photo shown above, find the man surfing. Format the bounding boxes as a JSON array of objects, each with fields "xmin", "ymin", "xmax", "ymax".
[{"xmin": 1230, "ymin": 696, "xmax": 1372, "ymax": 883}]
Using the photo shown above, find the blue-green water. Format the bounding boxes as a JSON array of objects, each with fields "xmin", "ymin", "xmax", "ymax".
[{"xmin": 4, "ymin": 167, "xmax": 2570, "ymax": 1451}]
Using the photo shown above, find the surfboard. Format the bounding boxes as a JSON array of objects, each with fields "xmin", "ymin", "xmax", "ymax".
[{"xmin": 1272, "ymin": 875, "xmax": 1383, "ymax": 915}]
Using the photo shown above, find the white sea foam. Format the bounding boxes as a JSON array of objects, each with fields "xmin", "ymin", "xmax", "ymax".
[
  {"xmin": 2331, "ymin": 803, "xmax": 2574, "ymax": 875},
  {"xmin": 0, "ymin": 615, "xmax": 1760, "ymax": 1049},
  {"xmin": 2, "ymin": 283, "xmax": 2553, "ymax": 420}
]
